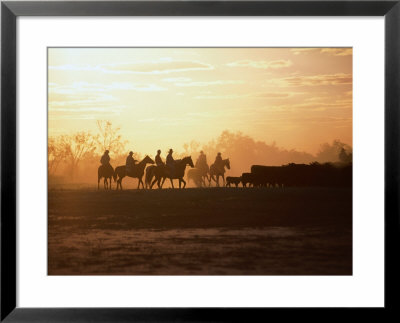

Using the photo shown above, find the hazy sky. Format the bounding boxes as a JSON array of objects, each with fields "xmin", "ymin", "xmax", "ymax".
[{"xmin": 48, "ymin": 48, "xmax": 352, "ymax": 155}]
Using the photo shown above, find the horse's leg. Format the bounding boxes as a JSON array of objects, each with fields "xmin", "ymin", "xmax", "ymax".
[
  {"xmin": 222, "ymin": 174, "xmax": 225, "ymax": 187},
  {"xmin": 139, "ymin": 177, "xmax": 144, "ymax": 189},
  {"xmin": 139, "ymin": 178, "xmax": 143, "ymax": 189},
  {"xmin": 150, "ymin": 177, "xmax": 157, "ymax": 189},
  {"xmin": 161, "ymin": 177, "xmax": 166, "ymax": 188},
  {"xmin": 98, "ymin": 176, "xmax": 100, "ymax": 190},
  {"xmin": 181, "ymin": 178, "xmax": 186, "ymax": 189},
  {"xmin": 170, "ymin": 178, "xmax": 174, "ymax": 189},
  {"xmin": 210, "ymin": 175, "xmax": 215, "ymax": 186}
]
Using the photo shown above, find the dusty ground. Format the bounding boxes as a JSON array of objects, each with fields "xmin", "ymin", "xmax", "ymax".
[{"xmin": 48, "ymin": 187, "xmax": 352, "ymax": 275}]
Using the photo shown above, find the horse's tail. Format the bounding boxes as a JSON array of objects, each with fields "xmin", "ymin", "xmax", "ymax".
[{"xmin": 113, "ymin": 168, "xmax": 118, "ymax": 182}]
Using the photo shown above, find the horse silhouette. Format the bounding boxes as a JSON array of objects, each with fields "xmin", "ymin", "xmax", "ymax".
[
  {"xmin": 147, "ymin": 156, "xmax": 194, "ymax": 189},
  {"xmin": 98, "ymin": 164, "xmax": 114, "ymax": 190},
  {"xmin": 187, "ymin": 164, "xmax": 210, "ymax": 187},
  {"xmin": 113, "ymin": 155, "xmax": 155, "ymax": 190},
  {"xmin": 210, "ymin": 158, "xmax": 230, "ymax": 187}
]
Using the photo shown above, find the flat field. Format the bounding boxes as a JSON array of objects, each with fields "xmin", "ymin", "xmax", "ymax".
[{"xmin": 48, "ymin": 187, "xmax": 352, "ymax": 275}]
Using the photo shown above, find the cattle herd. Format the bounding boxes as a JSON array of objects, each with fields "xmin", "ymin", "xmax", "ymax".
[{"xmin": 226, "ymin": 162, "xmax": 352, "ymax": 188}]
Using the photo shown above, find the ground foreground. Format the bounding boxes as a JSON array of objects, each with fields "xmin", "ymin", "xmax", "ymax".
[{"xmin": 48, "ymin": 187, "xmax": 352, "ymax": 275}]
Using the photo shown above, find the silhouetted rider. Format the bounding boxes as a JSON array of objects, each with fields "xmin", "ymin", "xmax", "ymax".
[
  {"xmin": 166, "ymin": 149, "xmax": 175, "ymax": 175},
  {"xmin": 100, "ymin": 150, "xmax": 111, "ymax": 166},
  {"xmin": 214, "ymin": 152, "xmax": 223, "ymax": 172},
  {"xmin": 196, "ymin": 150, "xmax": 208, "ymax": 173},
  {"xmin": 197, "ymin": 150, "xmax": 207, "ymax": 166},
  {"xmin": 155, "ymin": 149, "xmax": 164, "ymax": 166},
  {"xmin": 126, "ymin": 151, "xmax": 136, "ymax": 174}
]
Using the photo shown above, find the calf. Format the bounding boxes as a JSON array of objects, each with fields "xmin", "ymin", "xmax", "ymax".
[
  {"xmin": 241, "ymin": 173, "xmax": 254, "ymax": 187},
  {"xmin": 226, "ymin": 176, "xmax": 242, "ymax": 187}
]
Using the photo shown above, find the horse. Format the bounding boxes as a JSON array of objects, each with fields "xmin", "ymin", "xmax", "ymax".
[
  {"xmin": 187, "ymin": 163, "xmax": 210, "ymax": 187},
  {"xmin": 148, "ymin": 156, "xmax": 194, "ymax": 189},
  {"xmin": 113, "ymin": 155, "xmax": 155, "ymax": 190},
  {"xmin": 210, "ymin": 158, "xmax": 230, "ymax": 187},
  {"xmin": 98, "ymin": 164, "xmax": 114, "ymax": 190},
  {"xmin": 145, "ymin": 164, "xmax": 157, "ymax": 189}
]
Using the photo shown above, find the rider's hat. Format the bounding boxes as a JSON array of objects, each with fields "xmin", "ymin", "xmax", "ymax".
[
  {"xmin": 129, "ymin": 151, "xmax": 133, "ymax": 155},
  {"xmin": 169, "ymin": 148, "xmax": 173, "ymax": 153},
  {"xmin": 105, "ymin": 150, "xmax": 109, "ymax": 154},
  {"xmin": 200, "ymin": 150, "xmax": 204, "ymax": 154},
  {"xmin": 218, "ymin": 152, "xmax": 221, "ymax": 155},
  {"xmin": 157, "ymin": 149, "xmax": 161, "ymax": 154}
]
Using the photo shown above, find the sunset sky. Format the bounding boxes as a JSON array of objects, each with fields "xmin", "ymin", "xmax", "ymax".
[{"xmin": 48, "ymin": 48, "xmax": 352, "ymax": 155}]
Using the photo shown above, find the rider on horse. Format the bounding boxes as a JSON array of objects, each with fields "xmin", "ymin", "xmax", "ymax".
[
  {"xmin": 155, "ymin": 149, "xmax": 164, "ymax": 166},
  {"xmin": 196, "ymin": 150, "xmax": 207, "ymax": 166},
  {"xmin": 166, "ymin": 149, "xmax": 175, "ymax": 176},
  {"xmin": 100, "ymin": 150, "xmax": 112, "ymax": 171},
  {"xmin": 214, "ymin": 152, "xmax": 224, "ymax": 173},
  {"xmin": 126, "ymin": 151, "xmax": 137, "ymax": 175},
  {"xmin": 196, "ymin": 150, "xmax": 208, "ymax": 173}
]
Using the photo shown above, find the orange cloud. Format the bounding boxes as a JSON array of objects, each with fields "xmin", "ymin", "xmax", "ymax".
[
  {"xmin": 50, "ymin": 60, "xmax": 214, "ymax": 75},
  {"xmin": 195, "ymin": 91, "xmax": 296, "ymax": 100},
  {"xmin": 276, "ymin": 73, "xmax": 352, "ymax": 87},
  {"xmin": 291, "ymin": 48, "xmax": 352, "ymax": 56},
  {"xmin": 227, "ymin": 59, "xmax": 292, "ymax": 69}
]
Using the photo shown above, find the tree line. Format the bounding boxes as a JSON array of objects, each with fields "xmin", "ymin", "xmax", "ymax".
[
  {"xmin": 48, "ymin": 120, "xmax": 132, "ymax": 182},
  {"xmin": 49, "ymin": 121, "xmax": 352, "ymax": 185}
]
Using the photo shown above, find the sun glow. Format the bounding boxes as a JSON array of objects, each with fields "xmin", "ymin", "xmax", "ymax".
[{"xmin": 48, "ymin": 47, "xmax": 352, "ymax": 156}]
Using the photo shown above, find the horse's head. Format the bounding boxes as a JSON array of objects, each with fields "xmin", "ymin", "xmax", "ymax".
[
  {"xmin": 143, "ymin": 155, "xmax": 155, "ymax": 165},
  {"xmin": 184, "ymin": 156, "xmax": 194, "ymax": 168},
  {"xmin": 225, "ymin": 158, "xmax": 231, "ymax": 170}
]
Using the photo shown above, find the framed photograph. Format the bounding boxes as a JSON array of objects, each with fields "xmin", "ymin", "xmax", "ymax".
[{"xmin": 1, "ymin": 0, "xmax": 399, "ymax": 321}]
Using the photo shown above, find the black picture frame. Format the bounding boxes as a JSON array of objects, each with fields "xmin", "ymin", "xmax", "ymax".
[{"xmin": 1, "ymin": 1, "xmax": 399, "ymax": 321}]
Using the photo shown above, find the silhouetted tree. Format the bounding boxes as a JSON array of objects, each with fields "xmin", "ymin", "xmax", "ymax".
[
  {"xmin": 48, "ymin": 136, "xmax": 69, "ymax": 176},
  {"xmin": 61, "ymin": 132, "xmax": 98, "ymax": 179},
  {"xmin": 96, "ymin": 120, "xmax": 127, "ymax": 155},
  {"xmin": 316, "ymin": 140, "xmax": 352, "ymax": 163},
  {"xmin": 201, "ymin": 130, "xmax": 316, "ymax": 175},
  {"xmin": 183, "ymin": 140, "xmax": 200, "ymax": 156}
]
